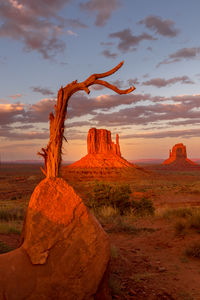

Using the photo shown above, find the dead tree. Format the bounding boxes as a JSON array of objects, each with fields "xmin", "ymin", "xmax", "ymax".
[{"xmin": 38, "ymin": 61, "xmax": 136, "ymax": 178}]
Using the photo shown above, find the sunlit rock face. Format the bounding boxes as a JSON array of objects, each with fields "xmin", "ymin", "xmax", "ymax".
[
  {"xmin": 69, "ymin": 128, "xmax": 133, "ymax": 168},
  {"xmin": 87, "ymin": 128, "xmax": 121, "ymax": 157},
  {"xmin": 0, "ymin": 178, "xmax": 111, "ymax": 300},
  {"xmin": 163, "ymin": 143, "xmax": 198, "ymax": 168}
]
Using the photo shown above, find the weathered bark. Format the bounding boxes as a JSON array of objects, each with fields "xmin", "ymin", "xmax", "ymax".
[{"xmin": 38, "ymin": 61, "xmax": 136, "ymax": 178}]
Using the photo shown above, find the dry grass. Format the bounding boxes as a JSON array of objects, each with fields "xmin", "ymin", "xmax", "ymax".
[
  {"xmin": 185, "ymin": 242, "xmax": 200, "ymax": 258},
  {"xmin": 161, "ymin": 207, "xmax": 200, "ymax": 236}
]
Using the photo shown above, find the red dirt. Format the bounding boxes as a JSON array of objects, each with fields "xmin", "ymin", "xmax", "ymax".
[
  {"xmin": 108, "ymin": 218, "xmax": 200, "ymax": 299},
  {"xmin": 1, "ymin": 217, "xmax": 200, "ymax": 299}
]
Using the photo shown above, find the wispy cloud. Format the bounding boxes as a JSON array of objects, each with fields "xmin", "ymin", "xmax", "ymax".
[
  {"xmin": 109, "ymin": 28, "xmax": 156, "ymax": 52},
  {"xmin": 8, "ymin": 94, "xmax": 23, "ymax": 99},
  {"xmin": 143, "ymin": 76, "xmax": 194, "ymax": 88},
  {"xmin": 121, "ymin": 128, "xmax": 200, "ymax": 139},
  {"xmin": 31, "ymin": 87, "xmax": 55, "ymax": 96},
  {"xmin": 101, "ymin": 49, "xmax": 118, "ymax": 59},
  {"xmin": 67, "ymin": 30, "xmax": 78, "ymax": 36},
  {"xmin": 0, "ymin": 0, "xmax": 71, "ymax": 59},
  {"xmin": 80, "ymin": 0, "xmax": 121, "ymax": 26},
  {"xmin": 138, "ymin": 15, "xmax": 179, "ymax": 37},
  {"xmin": 157, "ymin": 47, "xmax": 200, "ymax": 67}
]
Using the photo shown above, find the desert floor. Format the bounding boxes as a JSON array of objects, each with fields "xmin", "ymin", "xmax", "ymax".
[{"xmin": 1, "ymin": 163, "xmax": 200, "ymax": 300}]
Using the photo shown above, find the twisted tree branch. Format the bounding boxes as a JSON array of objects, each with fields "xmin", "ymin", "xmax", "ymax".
[{"xmin": 39, "ymin": 61, "xmax": 136, "ymax": 178}]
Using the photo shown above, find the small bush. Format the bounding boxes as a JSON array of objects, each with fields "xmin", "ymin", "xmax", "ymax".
[
  {"xmin": 107, "ymin": 216, "xmax": 139, "ymax": 234},
  {"xmin": 131, "ymin": 198, "xmax": 155, "ymax": 216},
  {"xmin": 174, "ymin": 220, "xmax": 187, "ymax": 236},
  {"xmin": 188, "ymin": 214, "xmax": 200, "ymax": 232},
  {"xmin": 185, "ymin": 242, "xmax": 200, "ymax": 258},
  {"xmin": 88, "ymin": 181, "xmax": 155, "ymax": 216},
  {"xmin": 163, "ymin": 208, "xmax": 193, "ymax": 219},
  {"xmin": 87, "ymin": 182, "xmax": 132, "ymax": 214}
]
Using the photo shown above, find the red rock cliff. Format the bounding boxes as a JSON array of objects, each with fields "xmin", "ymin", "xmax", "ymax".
[{"xmin": 87, "ymin": 128, "xmax": 121, "ymax": 157}]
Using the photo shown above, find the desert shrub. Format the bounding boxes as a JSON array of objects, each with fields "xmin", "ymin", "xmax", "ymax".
[
  {"xmin": 188, "ymin": 213, "xmax": 200, "ymax": 233},
  {"xmin": 87, "ymin": 181, "xmax": 132, "ymax": 214},
  {"xmin": 163, "ymin": 208, "xmax": 193, "ymax": 219},
  {"xmin": 88, "ymin": 181, "xmax": 155, "ymax": 216},
  {"xmin": 96, "ymin": 206, "xmax": 118, "ymax": 222},
  {"xmin": 174, "ymin": 220, "xmax": 187, "ymax": 236},
  {"xmin": 185, "ymin": 242, "xmax": 200, "ymax": 258},
  {"xmin": 109, "ymin": 184, "xmax": 132, "ymax": 214},
  {"xmin": 107, "ymin": 216, "xmax": 139, "ymax": 234},
  {"xmin": 130, "ymin": 198, "xmax": 155, "ymax": 216}
]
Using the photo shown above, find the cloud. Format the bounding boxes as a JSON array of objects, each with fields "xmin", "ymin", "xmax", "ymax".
[
  {"xmin": 109, "ymin": 28, "xmax": 156, "ymax": 52},
  {"xmin": 157, "ymin": 47, "xmax": 200, "ymax": 67},
  {"xmin": 31, "ymin": 86, "xmax": 55, "ymax": 96},
  {"xmin": 0, "ymin": 126, "xmax": 48, "ymax": 140},
  {"xmin": 80, "ymin": 0, "xmax": 121, "ymax": 26},
  {"xmin": 121, "ymin": 128, "xmax": 200, "ymax": 139},
  {"xmin": 0, "ymin": 103, "xmax": 25, "ymax": 125},
  {"xmin": 101, "ymin": 49, "xmax": 118, "ymax": 59},
  {"xmin": 91, "ymin": 100, "xmax": 200, "ymax": 127},
  {"xmin": 100, "ymin": 42, "xmax": 114, "ymax": 46},
  {"xmin": 143, "ymin": 76, "xmax": 194, "ymax": 88},
  {"xmin": 67, "ymin": 30, "xmax": 78, "ymax": 36},
  {"xmin": 8, "ymin": 94, "xmax": 23, "ymax": 99},
  {"xmin": 128, "ymin": 78, "xmax": 140, "ymax": 86},
  {"xmin": 0, "ymin": 0, "xmax": 70, "ymax": 59},
  {"xmin": 26, "ymin": 98, "xmax": 56, "ymax": 123},
  {"xmin": 64, "ymin": 18, "xmax": 88, "ymax": 28},
  {"xmin": 2, "ymin": 93, "xmax": 200, "ymax": 142},
  {"xmin": 68, "ymin": 93, "xmax": 150, "ymax": 118},
  {"xmin": 138, "ymin": 15, "xmax": 179, "ymax": 37}
]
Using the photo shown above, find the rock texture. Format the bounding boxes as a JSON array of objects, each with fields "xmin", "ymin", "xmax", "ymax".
[
  {"xmin": 88, "ymin": 128, "xmax": 121, "ymax": 156},
  {"xmin": 163, "ymin": 143, "xmax": 198, "ymax": 168},
  {"xmin": 69, "ymin": 128, "xmax": 133, "ymax": 168},
  {"xmin": 0, "ymin": 178, "xmax": 111, "ymax": 300}
]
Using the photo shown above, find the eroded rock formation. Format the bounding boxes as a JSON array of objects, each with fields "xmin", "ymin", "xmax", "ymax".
[
  {"xmin": 87, "ymin": 128, "xmax": 121, "ymax": 156},
  {"xmin": 69, "ymin": 128, "xmax": 133, "ymax": 168},
  {"xmin": 0, "ymin": 178, "xmax": 111, "ymax": 299},
  {"xmin": 163, "ymin": 143, "xmax": 198, "ymax": 168}
]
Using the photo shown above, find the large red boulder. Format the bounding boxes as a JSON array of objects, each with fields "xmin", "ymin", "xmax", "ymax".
[{"xmin": 0, "ymin": 178, "xmax": 111, "ymax": 299}]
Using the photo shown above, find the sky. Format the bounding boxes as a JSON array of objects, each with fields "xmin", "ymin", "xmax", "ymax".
[{"xmin": 1, "ymin": 0, "xmax": 200, "ymax": 162}]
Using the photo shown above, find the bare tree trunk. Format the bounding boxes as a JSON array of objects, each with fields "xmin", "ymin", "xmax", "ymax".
[{"xmin": 38, "ymin": 61, "xmax": 136, "ymax": 178}]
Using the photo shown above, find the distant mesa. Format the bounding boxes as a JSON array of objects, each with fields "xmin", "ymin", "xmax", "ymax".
[
  {"xmin": 69, "ymin": 128, "xmax": 134, "ymax": 168},
  {"xmin": 162, "ymin": 143, "xmax": 198, "ymax": 168}
]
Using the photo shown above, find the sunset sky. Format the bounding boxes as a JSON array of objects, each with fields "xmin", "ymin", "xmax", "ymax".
[{"xmin": 1, "ymin": 0, "xmax": 200, "ymax": 162}]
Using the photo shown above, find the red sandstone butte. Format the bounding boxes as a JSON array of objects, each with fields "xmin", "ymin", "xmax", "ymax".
[
  {"xmin": 69, "ymin": 128, "xmax": 133, "ymax": 168},
  {"xmin": 163, "ymin": 143, "xmax": 198, "ymax": 168}
]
